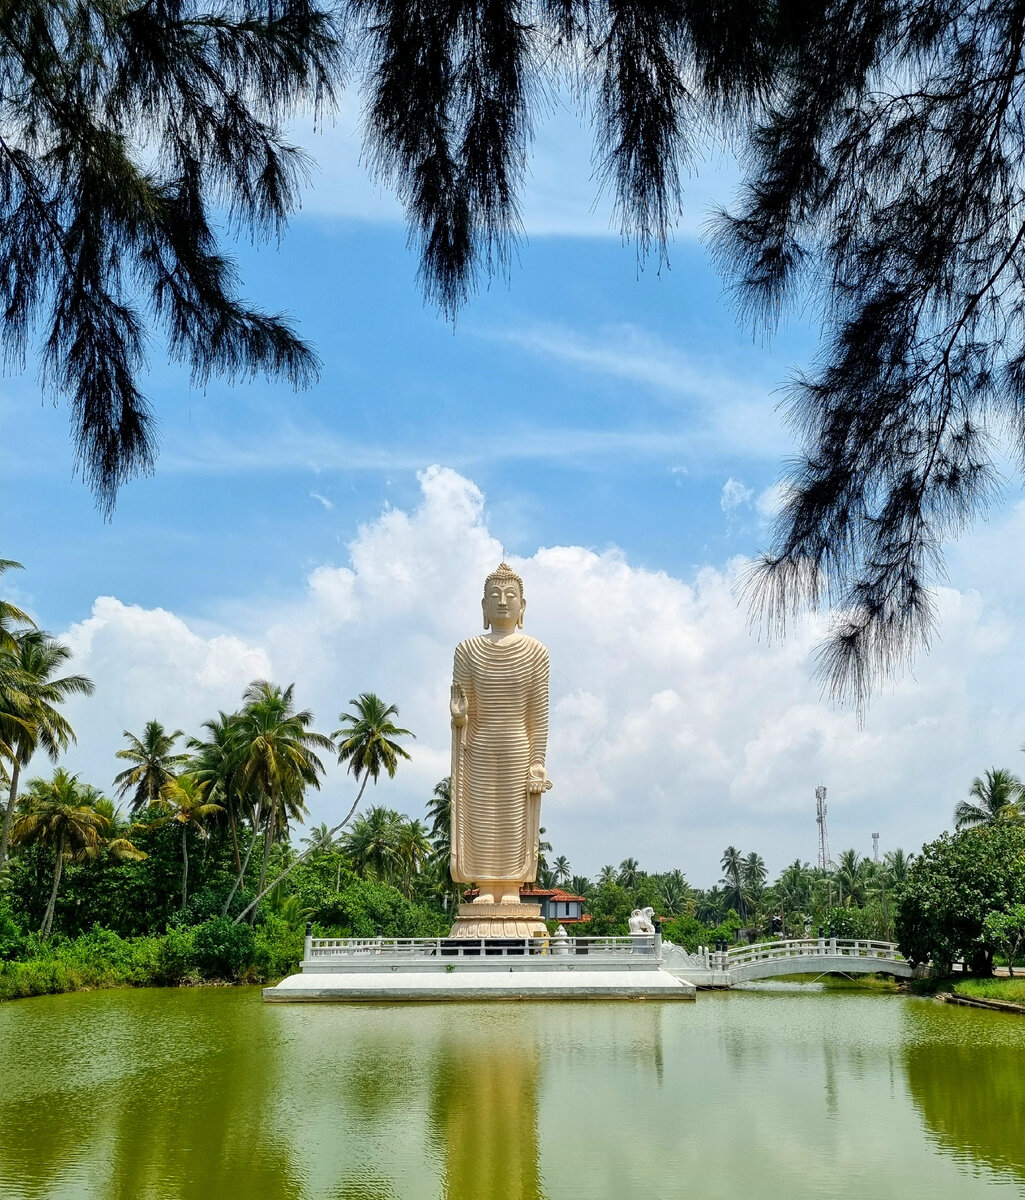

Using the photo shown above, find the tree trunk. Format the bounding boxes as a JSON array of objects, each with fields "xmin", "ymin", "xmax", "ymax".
[
  {"xmin": 181, "ymin": 824, "xmax": 189, "ymax": 911},
  {"xmin": 234, "ymin": 771, "xmax": 370, "ymax": 924},
  {"xmin": 221, "ymin": 820, "xmax": 260, "ymax": 916},
  {"xmin": 258, "ymin": 797, "xmax": 275, "ymax": 897},
  {"xmin": 254, "ymin": 794, "xmax": 277, "ymax": 923},
  {"xmin": 0, "ymin": 757, "xmax": 22, "ymax": 864},
  {"xmin": 228, "ymin": 805, "xmax": 242, "ymax": 876},
  {"xmin": 41, "ymin": 829, "xmax": 65, "ymax": 937}
]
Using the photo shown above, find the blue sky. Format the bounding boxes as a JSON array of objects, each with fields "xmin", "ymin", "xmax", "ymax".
[
  {"xmin": 4, "ymin": 109, "xmax": 1024, "ymax": 885},
  {"xmin": 8, "ymin": 213, "xmax": 808, "ymax": 629}
]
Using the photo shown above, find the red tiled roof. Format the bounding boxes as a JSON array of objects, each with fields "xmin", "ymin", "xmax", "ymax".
[
  {"xmin": 464, "ymin": 885, "xmax": 588, "ymax": 903},
  {"xmin": 519, "ymin": 886, "xmax": 587, "ymax": 902}
]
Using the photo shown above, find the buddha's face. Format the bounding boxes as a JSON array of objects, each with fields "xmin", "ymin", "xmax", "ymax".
[{"xmin": 483, "ymin": 580, "xmax": 524, "ymax": 631}]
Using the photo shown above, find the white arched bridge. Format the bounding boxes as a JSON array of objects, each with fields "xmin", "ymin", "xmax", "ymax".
[{"xmin": 663, "ymin": 937, "xmax": 915, "ymax": 987}]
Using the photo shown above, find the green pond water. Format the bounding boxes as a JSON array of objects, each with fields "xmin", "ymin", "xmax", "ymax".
[{"xmin": 1, "ymin": 983, "xmax": 1023, "ymax": 1199}]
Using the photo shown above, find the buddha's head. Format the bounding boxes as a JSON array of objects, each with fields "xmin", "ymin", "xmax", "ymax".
[{"xmin": 482, "ymin": 562, "xmax": 525, "ymax": 631}]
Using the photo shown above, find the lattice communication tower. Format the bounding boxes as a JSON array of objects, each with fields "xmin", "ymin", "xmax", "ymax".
[
  {"xmin": 872, "ymin": 832, "xmax": 880, "ymax": 863},
  {"xmin": 815, "ymin": 786, "xmax": 832, "ymax": 871}
]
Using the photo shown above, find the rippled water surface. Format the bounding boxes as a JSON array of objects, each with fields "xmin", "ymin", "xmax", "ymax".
[{"xmin": 1, "ymin": 985, "xmax": 1023, "ymax": 1199}]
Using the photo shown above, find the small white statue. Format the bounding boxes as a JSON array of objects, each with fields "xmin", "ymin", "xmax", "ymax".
[
  {"xmin": 628, "ymin": 908, "xmax": 656, "ymax": 935},
  {"xmin": 552, "ymin": 925, "xmax": 570, "ymax": 956}
]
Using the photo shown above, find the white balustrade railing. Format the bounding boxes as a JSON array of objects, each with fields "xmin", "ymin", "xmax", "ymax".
[
  {"xmin": 725, "ymin": 938, "xmax": 905, "ymax": 967},
  {"xmin": 300, "ymin": 933, "xmax": 910, "ymax": 981},
  {"xmin": 304, "ymin": 934, "xmax": 661, "ymax": 963}
]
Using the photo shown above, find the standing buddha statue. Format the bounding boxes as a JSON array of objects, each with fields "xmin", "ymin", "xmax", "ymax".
[{"xmin": 448, "ymin": 563, "xmax": 553, "ymax": 938}]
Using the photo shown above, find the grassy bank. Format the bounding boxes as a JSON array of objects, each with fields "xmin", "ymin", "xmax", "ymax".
[
  {"xmin": 762, "ymin": 972, "xmax": 903, "ymax": 991},
  {"xmin": 0, "ymin": 918, "xmax": 304, "ymax": 1003},
  {"xmin": 952, "ymin": 976, "xmax": 1025, "ymax": 1004}
]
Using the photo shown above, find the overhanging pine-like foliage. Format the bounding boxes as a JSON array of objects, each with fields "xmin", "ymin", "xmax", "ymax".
[
  {"xmin": 712, "ymin": 0, "xmax": 1025, "ymax": 704},
  {"xmin": 1, "ymin": 0, "xmax": 342, "ymax": 514}
]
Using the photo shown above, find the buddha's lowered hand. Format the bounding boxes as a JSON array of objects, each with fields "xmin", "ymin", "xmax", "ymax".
[{"xmin": 528, "ymin": 763, "xmax": 553, "ymax": 794}]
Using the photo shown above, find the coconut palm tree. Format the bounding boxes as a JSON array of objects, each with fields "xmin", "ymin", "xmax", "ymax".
[
  {"xmin": 834, "ymin": 849, "xmax": 873, "ymax": 908},
  {"xmin": 696, "ymin": 885, "xmax": 729, "ymax": 926},
  {"xmin": 188, "ymin": 711, "xmax": 247, "ymax": 880},
  {"xmin": 341, "ymin": 806, "xmax": 402, "ymax": 881},
  {"xmin": 597, "ymin": 864, "xmax": 617, "ymax": 887},
  {"xmin": 742, "ymin": 852, "xmax": 767, "ymax": 912},
  {"xmin": 618, "ymin": 857, "xmax": 641, "ymax": 889},
  {"xmin": 883, "ymin": 848, "xmax": 914, "ymax": 887},
  {"xmin": 777, "ymin": 860, "xmax": 813, "ymax": 915},
  {"xmin": 301, "ymin": 822, "xmax": 335, "ymax": 857},
  {"xmin": 553, "ymin": 855, "xmax": 571, "ymax": 885},
  {"xmin": 657, "ymin": 869, "xmax": 692, "ymax": 916},
  {"xmin": 336, "ymin": 694, "xmax": 414, "ymax": 799},
  {"xmin": 954, "ymin": 768, "xmax": 1024, "ymax": 830},
  {"xmin": 425, "ymin": 776, "xmax": 459, "ymax": 906},
  {"xmin": 395, "ymin": 818, "xmax": 432, "ymax": 898},
  {"xmin": 233, "ymin": 692, "xmax": 413, "ymax": 923},
  {"xmin": 426, "ymin": 776, "xmax": 452, "ymax": 861},
  {"xmin": 533, "ymin": 827, "xmax": 553, "ymax": 886},
  {"xmin": 152, "ymin": 775, "xmax": 224, "ymax": 910},
  {"xmin": 0, "ymin": 629, "xmax": 93, "ymax": 864},
  {"xmin": 0, "ymin": 564, "xmax": 33, "ymax": 771},
  {"xmin": 234, "ymin": 681, "xmax": 334, "ymax": 899},
  {"xmin": 570, "ymin": 874, "xmax": 592, "ymax": 899},
  {"xmin": 0, "ymin": 560, "xmax": 33, "ymax": 652},
  {"xmin": 113, "ymin": 720, "xmax": 189, "ymax": 815},
  {"xmin": 12, "ymin": 769, "xmax": 144, "ymax": 935},
  {"xmin": 720, "ymin": 846, "xmax": 747, "ymax": 919}
]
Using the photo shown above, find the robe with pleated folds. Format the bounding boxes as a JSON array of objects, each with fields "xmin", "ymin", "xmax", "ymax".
[{"xmin": 450, "ymin": 633, "xmax": 549, "ymax": 883}]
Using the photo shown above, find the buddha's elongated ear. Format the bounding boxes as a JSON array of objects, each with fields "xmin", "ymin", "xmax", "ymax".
[
  {"xmin": 482, "ymin": 598, "xmax": 490, "ymax": 630},
  {"xmin": 517, "ymin": 597, "xmax": 526, "ymax": 630}
]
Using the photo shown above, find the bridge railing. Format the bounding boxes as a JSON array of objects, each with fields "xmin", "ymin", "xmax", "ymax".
[{"xmin": 725, "ymin": 938, "xmax": 906, "ymax": 968}]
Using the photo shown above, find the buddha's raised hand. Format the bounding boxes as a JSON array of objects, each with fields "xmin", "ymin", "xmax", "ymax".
[{"xmin": 450, "ymin": 683, "xmax": 468, "ymax": 727}]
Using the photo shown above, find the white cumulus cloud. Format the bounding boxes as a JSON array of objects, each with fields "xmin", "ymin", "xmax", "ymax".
[
  {"xmin": 721, "ymin": 477, "xmax": 755, "ymax": 513},
  {"xmin": 52, "ymin": 469, "xmax": 1025, "ymax": 886}
]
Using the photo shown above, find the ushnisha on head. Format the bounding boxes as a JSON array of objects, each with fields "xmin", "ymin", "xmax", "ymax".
[{"xmin": 482, "ymin": 562, "xmax": 525, "ymax": 631}]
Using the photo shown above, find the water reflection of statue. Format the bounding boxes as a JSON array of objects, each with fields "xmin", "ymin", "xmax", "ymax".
[
  {"xmin": 449, "ymin": 563, "xmax": 552, "ymax": 908},
  {"xmin": 432, "ymin": 1021, "xmax": 546, "ymax": 1200}
]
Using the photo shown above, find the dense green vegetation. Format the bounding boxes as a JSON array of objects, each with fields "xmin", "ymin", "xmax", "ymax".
[{"xmin": 894, "ymin": 823, "xmax": 1025, "ymax": 974}]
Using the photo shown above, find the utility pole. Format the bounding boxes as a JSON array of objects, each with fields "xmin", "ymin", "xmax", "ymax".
[{"xmin": 815, "ymin": 786, "xmax": 831, "ymax": 872}]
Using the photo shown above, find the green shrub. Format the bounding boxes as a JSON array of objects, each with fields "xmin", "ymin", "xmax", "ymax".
[
  {"xmin": 183, "ymin": 887, "xmax": 235, "ymax": 925},
  {"xmin": 662, "ymin": 913, "xmax": 714, "ymax": 952},
  {"xmin": 154, "ymin": 925, "xmax": 199, "ymax": 985},
  {"xmin": 823, "ymin": 906, "xmax": 888, "ymax": 941},
  {"xmin": 192, "ymin": 917, "xmax": 256, "ymax": 980},
  {"xmin": 253, "ymin": 914, "xmax": 304, "ymax": 980},
  {"xmin": 0, "ymin": 899, "xmax": 32, "ymax": 962},
  {"xmin": 64, "ymin": 924, "xmax": 138, "ymax": 981},
  {"xmin": 317, "ymin": 878, "xmax": 448, "ymax": 939}
]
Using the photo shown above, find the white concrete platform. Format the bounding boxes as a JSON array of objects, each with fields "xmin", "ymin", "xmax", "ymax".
[
  {"xmin": 261, "ymin": 935, "xmax": 696, "ymax": 1002},
  {"xmin": 264, "ymin": 967, "xmax": 695, "ymax": 1002}
]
